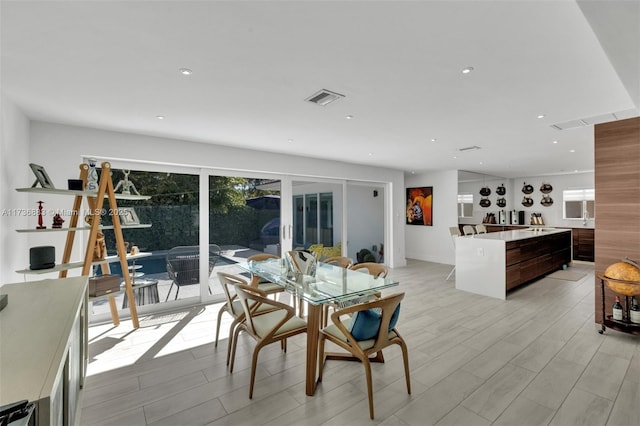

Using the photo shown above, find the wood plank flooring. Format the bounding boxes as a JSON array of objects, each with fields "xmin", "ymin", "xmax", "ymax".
[{"xmin": 80, "ymin": 260, "xmax": 640, "ymax": 425}]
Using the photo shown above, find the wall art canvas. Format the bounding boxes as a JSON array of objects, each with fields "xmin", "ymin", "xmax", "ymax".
[{"xmin": 406, "ymin": 186, "xmax": 433, "ymax": 226}]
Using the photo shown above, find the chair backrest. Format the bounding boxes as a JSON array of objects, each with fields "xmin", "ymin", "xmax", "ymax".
[
  {"xmin": 462, "ymin": 225, "xmax": 476, "ymax": 235},
  {"xmin": 233, "ymin": 283, "xmax": 292, "ymax": 337},
  {"xmin": 217, "ymin": 272, "xmax": 249, "ymax": 316},
  {"xmin": 449, "ymin": 226, "xmax": 461, "ymax": 237},
  {"xmin": 247, "ymin": 252, "xmax": 279, "ymax": 262},
  {"xmin": 331, "ymin": 292, "xmax": 404, "ymax": 347},
  {"xmin": 166, "ymin": 244, "xmax": 221, "ymax": 285},
  {"xmin": 351, "ymin": 262, "xmax": 388, "ymax": 278},
  {"xmin": 475, "ymin": 224, "xmax": 487, "ymax": 234},
  {"xmin": 323, "ymin": 256, "xmax": 354, "ymax": 269}
]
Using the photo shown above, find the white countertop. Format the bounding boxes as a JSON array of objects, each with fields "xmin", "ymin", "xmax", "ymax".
[{"xmin": 462, "ymin": 227, "xmax": 571, "ymax": 242}]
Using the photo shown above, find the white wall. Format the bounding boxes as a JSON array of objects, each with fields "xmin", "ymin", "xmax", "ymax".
[
  {"xmin": 404, "ymin": 170, "xmax": 458, "ymax": 265},
  {"xmin": 459, "ymin": 173, "xmax": 595, "ymax": 228},
  {"xmin": 0, "ymin": 95, "xmax": 30, "ymax": 284},
  {"xmin": 346, "ymin": 183, "xmax": 384, "ymax": 262},
  {"xmin": 20, "ymin": 121, "xmax": 406, "ymax": 279}
]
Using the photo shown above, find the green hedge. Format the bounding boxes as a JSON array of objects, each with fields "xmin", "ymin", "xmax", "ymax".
[{"xmin": 104, "ymin": 205, "xmax": 278, "ymax": 253}]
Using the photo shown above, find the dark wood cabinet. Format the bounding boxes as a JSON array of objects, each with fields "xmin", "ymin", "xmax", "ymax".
[
  {"xmin": 505, "ymin": 230, "xmax": 571, "ymax": 291},
  {"xmin": 572, "ymin": 228, "xmax": 594, "ymax": 262}
]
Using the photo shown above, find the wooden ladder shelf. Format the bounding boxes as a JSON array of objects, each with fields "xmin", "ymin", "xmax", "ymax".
[{"xmin": 59, "ymin": 162, "xmax": 140, "ymax": 328}]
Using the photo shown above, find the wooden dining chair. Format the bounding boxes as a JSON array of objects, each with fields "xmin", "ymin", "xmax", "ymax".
[
  {"xmin": 229, "ymin": 283, "xmax": 307, "ymax": 398},
  {"xmin": 323, "ymin": 255, "xmax": 354, "ymax": 269},
  {"xmin": 215, "ymin": 272, "xmax": 278, "ymax": 365},
  {"xmin": 247, "ymin": 253, "xmax": 288, "ymax": 304},
  {"xmin": 321, "ymin": 256, "xmax": 354, "ymax": 326},
  {"xmin": 351, "ymin": 262, "xmax": 388, "ymax": 278},
  {"xmin": 318, "ymin": 292, "xmax": 411, "ymax": 419}
]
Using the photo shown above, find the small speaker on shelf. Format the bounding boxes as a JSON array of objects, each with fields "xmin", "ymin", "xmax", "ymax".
[
  {"xmin": 29, "ymin": 246, "xmax": 55, "ymax": 270},
  {"xmin": 68, "ymin": 179, "xmax": 84, "ymax": 190}
]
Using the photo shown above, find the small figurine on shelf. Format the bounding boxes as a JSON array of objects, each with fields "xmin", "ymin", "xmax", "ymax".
[
  {"xmin": 86, "ymin": 158, "xmax": 99, "ymax": 192},
  {"xmin": 114, "ymin": 169, "xmax": 140, "ymax": 195},
  {"xmin": 36, "ymin": 201, "xmax": 46, "ymax": 229},
  {"xmin": 93, "ymin": 231, "xmax": 107, "ymax": 261},
  {"xmin": 52, "ymin": 213, "xmax": 65, "ymax": 228}
]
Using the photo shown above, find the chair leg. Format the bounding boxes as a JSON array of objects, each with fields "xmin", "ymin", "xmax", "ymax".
[
  {"xmin": 363, "ymin": 358, "xmax": 375, "ymax": 419},
  {"xmin": 249, "ymin": 344, "xmax": 263, "ymax": 399},
  {"xmin": 399, "ymin": 341, "xmax": 412, "ymax": 395},
  {"xmin": 317, "ymin": 335, "xmax": 326, "ymax": 382},
  {"xmin": 229, "ymin": 326, "xmax": 242, "ymax": 373},
  {"xmin": 164, "ymin": 283, "xmax": 175, "ymax": 302},
  {"xmin": 226, "ymin": 316, "xmax": 243, "ymax": 366},
  {"xmin": 174, "ymin": 286, "xmax": 180, "ymax": 300},
  {"xmin": 215, "ymin": 307, "xmax": 225, "ymax": 348},
  {"xmin": 322, "ymin": 305, "xmax": 328, "ymax": 327}
]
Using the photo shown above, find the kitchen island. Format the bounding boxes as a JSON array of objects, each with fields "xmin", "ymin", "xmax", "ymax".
[{"xmin": 455, "ymin": 228, "xmax": 572, "ymax": 299}]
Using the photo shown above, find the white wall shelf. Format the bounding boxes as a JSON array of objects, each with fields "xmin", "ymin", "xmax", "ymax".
[
  {"xmin": 16, "ymin": 252, "xmax": 152, "ymax": 275},
  {"xmin": 15, "ymin": 224, "xmax": 151, "ymax": 233},
  {"xmin": 16, "ymin": 186, "xmax": 151, "ymax": 200}
]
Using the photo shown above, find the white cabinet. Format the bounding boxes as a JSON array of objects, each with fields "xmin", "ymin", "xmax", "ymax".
[{"xmin": 0, "ymin": 277, "xmax": 88, "ymax": 426}]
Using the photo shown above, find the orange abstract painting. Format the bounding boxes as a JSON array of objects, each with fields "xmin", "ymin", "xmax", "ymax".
[{"xmin": 406, "ymin": 187, "xmax": 433, "ymax": 226}]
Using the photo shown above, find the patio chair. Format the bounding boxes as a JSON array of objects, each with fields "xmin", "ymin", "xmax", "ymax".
[{"xmin": 165, "ymin": 244, "xmax": 221, "ymax": 301}]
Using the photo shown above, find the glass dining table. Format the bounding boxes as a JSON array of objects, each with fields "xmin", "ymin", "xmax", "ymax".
[{"xmin": 239, "ymin": 258, "xmax": 399, "ymax": 396}]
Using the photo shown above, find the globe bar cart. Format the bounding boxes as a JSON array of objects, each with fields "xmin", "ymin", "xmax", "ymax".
[{"xmin": 597, "ymin": 274, "xmax": 640, "ymax": 335}]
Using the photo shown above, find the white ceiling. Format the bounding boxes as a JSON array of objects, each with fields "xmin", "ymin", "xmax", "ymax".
[{"xmin": 1, "ymin": 1, "xmax": 638, "ymax": 179}]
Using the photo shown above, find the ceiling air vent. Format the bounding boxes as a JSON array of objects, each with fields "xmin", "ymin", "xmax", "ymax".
[
  {"xmin": 458, "ymin": 145, "xmax": 481, "ymax": 152},
  {"xmin": 305, "ymin": 89, "xmax": 345, "ymax": 106}
]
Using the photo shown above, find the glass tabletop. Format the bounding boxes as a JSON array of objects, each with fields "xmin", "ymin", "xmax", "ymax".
[{"xmin": 238, "ymin": 258, "xmax": 399, "ymax": 305}]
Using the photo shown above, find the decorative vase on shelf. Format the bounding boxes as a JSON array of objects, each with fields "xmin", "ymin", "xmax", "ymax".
[{"xmin": 86, "ymin": 158, "xmax": 99, "ymax": 192}]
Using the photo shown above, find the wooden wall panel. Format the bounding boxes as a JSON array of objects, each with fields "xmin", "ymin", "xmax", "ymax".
[{"xmin": 594, "ymin": 116, "xmax": 640, "ymax": 324}]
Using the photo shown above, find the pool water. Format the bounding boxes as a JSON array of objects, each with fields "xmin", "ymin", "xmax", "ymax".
[{"xmin": 107, "ymin": 250, "xmax": 236, "ymax": 278}]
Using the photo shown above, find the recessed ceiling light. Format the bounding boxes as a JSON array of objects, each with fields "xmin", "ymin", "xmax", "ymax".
[
  {"xmin": 288, "ymin": 139, "xmax": 293, "ymax": 143},
  {"xmin": 179, "ymin": 68, "xmax": 193, "ymax": 75},
  {"xmin": 462, "ymin": 67, "xmax": 474, "ymax": 74},
  {"xmin": 569, "ymin": 149, "xmax": 575, "ymax": 153},
  {"xmin": 156, "ymin": 115, "xmax": 165, "ymax": 120},
  {"xmin": 537, "ymin": 114, "xmax": 545, "ymax": 119},
  {"xmin": 553, "ymin": 140, "xmax": 558, "ymax": 144},
  {"xmin": 453, "ymin": 156, "xmax": 458, "ymax": 159},
  {"xmin": 431, "ymin": 138, "xmax": 437, "ymax": 142},
  {"xmin": 479, "ymin": 162, "xmax": 483, "ymax": 165},
  {"xmin": 368, "ymin": 153, "xmax": 373, "ymax": 156},
  {"xmin": 346, "ymin": 115, "xmax": 353, "ymax": 120}
]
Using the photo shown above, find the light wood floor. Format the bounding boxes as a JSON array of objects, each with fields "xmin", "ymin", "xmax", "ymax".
[{"xmin": 80, "ymin": 260, "xmax": 640, "ymax": 425}]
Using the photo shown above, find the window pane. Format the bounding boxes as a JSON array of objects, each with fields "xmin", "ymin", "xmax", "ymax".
[
  {"xmin": 462, "ymin": 203, "xmax": 473, "ymax": 217},
  {"xmin": 91, "ymin": 169, "xmax": 201, "ymax": 318},
  {"xmin": 586, "ymin": 200, "xmax": 595, "ymax": 219},
  {"xmin": 305, "ymin": 194, "xmax": 318, "ymax": 244},
  {"xmin": 564, "ymin": 201, "xmax": 583, "ymax": 219},
  {"xmin": 319, "ymin": 192, "xmax": 333, "ymax": 246}
]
